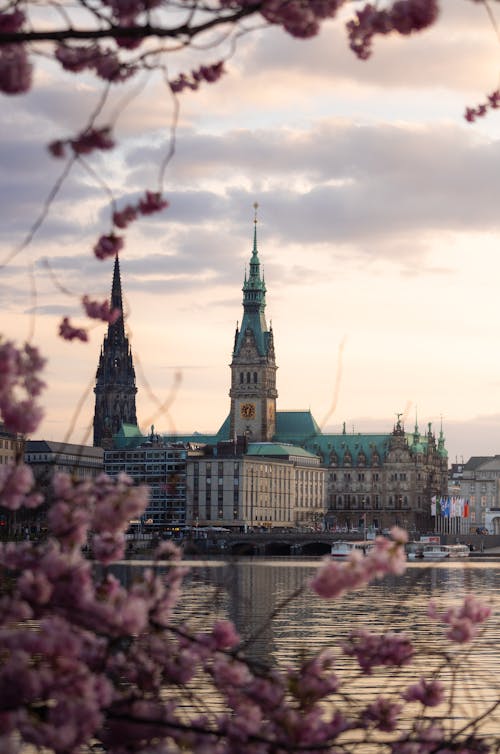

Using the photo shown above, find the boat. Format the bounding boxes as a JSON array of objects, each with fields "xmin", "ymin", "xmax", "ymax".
[
  {"xmin": 422, "ymin": 544, "xmax": 470, "ymax": 561},
  {"xmin": 330, "ymin": 540, "xmax": 374, "ymax": 558},
  {"xmin": 406, "ymin": 542, "xmax": 424, "ymax": 560}
]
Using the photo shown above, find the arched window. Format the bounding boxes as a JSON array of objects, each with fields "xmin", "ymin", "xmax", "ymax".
[
  {"xmin": 246, "ymin": 372, "xmax": 251, "ymax": 384},
  {"xmin": 240, "ymin": 372, "xmax": 244, "ymax": 384},
  {"xmin": 253, "ymin": 372, "xmax": 258, "ymax": 383}
]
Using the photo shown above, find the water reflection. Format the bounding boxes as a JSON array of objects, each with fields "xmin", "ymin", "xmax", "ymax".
[{"xmin": 111, "ymin": 559, "xmax": 500, "ymax": 732}]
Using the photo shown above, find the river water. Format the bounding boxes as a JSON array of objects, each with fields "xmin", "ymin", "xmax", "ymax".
[{"xmin": 114, "ymin": 557, "xmax": 500, "ymax": 738}]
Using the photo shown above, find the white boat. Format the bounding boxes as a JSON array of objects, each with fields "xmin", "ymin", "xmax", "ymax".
[
  {"xmin": 406, "ymin": 542, "xmax": 424, "ymax": 560},
  {"xmin": 331, "ymin": 540, "xmax": 374, "ymax": 558},
  {"xmin": 422, "ymin": 544, "xmax": 470, "ymax": 561}
]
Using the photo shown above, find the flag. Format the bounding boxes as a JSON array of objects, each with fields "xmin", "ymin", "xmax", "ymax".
[
  {"xmin": 441, "ymin": 497, "xmax": 450, "ymax": 517},
  {"xmin": 431, "ymin": 495, "xmax": 436, "ymax": 516},
  {"xmin": 464, "ymin": 500, "xmax": 469, "ymax": 518}
]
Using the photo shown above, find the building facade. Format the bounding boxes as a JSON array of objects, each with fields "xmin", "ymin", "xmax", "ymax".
[
  {"xmin": 459, "ymin": 456, "xmax": 500, "ymax": 533},
  {"xmin": 186, "ymin": 442, "xmax": 326, "ymax": 530},
  {"xmin": 93, "ymin": 255, "xmax": 137, "ymax": 448},
  {"xmin": 0, "ymin": 423, "xmax": 21, "ymax": 467},
  {"xmin": 105, "ymin": 434, "xmax": 190, "ymax": 529},
  {"xmin": 24, "ymin": 441, "xmax": 104, "ymax": 485},
  {"xmin": 108, "ymin": 215, "xmax": 448, "ymax": 533},
  {"xmin": 315, "ymin": 418, "xmax": 448, "ymax": 534}
]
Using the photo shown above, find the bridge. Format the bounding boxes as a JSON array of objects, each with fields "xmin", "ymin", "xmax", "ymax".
[{"xmin": 182, "ymin": 531, "xmax": 348, "ymax": 557}]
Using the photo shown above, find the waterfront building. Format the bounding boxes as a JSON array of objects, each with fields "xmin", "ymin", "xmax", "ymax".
[
  {"xmin": 186, "ymin": 442, "xmax": 325, "ymax": 530},
  {"xmin": 18, "ymin": 440, "xmax": 104, "ymax": 536},
  {"xmin": 459, "ymin": 456, "xmax": 500, "ymax": 534},
  {"xmin": 93, "ymin": 255, "xmax": 137, "ymax": 448},
  {"xmin": 105, "ymin": 431, "xmax": 190, "ymax": 529},
  {"xmin": 0, "ymin": 423, "xmax": 22, "ymax": 466},
  {"xmin": 104, "ymin": 212, "xmax": 448, "ymax": 533},
  {"xmin": 24, "ymin": 440, "xmax": 104, "ymax": 485}
]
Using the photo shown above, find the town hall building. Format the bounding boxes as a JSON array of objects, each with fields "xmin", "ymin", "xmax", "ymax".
[{"xmin": 93, "ymin": 211, "xmax": 448, "ymax": 533}]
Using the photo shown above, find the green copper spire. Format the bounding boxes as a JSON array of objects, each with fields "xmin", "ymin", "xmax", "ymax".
[
  {"xmin": 438, "ymin": 416, "xmax": 447, "ymax": 457},
  {"xmin": 242, "ymin": 202, "xmax": 266, "ymax": 309},
  {"xmin": 234, "ymin": 203, "xmax": 269, "ymax": 357}
]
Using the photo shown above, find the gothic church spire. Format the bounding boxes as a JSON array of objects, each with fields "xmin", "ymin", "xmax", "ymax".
[{"xmin": 93, "ymin": 255, "xmax": 137, "ymax": 447}]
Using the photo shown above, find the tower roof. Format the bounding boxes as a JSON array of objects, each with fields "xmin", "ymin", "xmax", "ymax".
[
  {"xmin": 109, "ymin": 254, "xmax": 126, "ymax": 344},
  {"xmin": 233, "ymin": 204, "xmax": 271, "ymax": 357},
  {"xmin": 93, "ymin": 254, "xmax": 137, "ymax": 447}
]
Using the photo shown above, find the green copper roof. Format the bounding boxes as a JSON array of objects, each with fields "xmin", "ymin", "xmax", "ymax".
[
  {"xmin": 247, "ymin": 442, "xmax": 320, "ymax": 460},
  {"xmin": 275, "ymin": 410, "xmax": 322, "ymax": 442},
  {"xmin": 233, "ymin": 214, "xmax": 270, "ymax": 358},
  {"xmin": 305, "ymin": 433, "xmax": 391, "ymax": 465}
]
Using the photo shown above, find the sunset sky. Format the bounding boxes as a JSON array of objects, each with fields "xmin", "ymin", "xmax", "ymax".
[{"xmin": 3, "ymin": 0, "xmax": 500, "ymax": 462}]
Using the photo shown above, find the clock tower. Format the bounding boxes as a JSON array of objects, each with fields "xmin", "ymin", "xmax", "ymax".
[{"xmin": 229, "ymin": 205, "xmax": 277, "ymax": 442}]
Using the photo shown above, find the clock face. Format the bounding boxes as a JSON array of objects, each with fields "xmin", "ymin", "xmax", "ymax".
[{"xmin": 240, "ymin": 402, "xmax": 256, "ymax": 420}]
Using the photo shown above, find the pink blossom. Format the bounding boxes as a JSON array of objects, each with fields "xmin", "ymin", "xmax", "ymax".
[
  {"xmin": 93, "ymin": 50, "xmax": 136, "ymax": 82},
  {"xmin": 288, "ymin": 649, "xmax": 339, "ymax": 705},
  {"xmin": 0, "ymin": 45, "xmax": 32, "ymax": 95},
  {"xmin": 82, "ymin": 295, "xmax": 120, "ymax": 324},
  {"xmin": 55, "ymin": 43, "xmax": 101, "ymax": 73},
  {"xmin": 361, "ymin": 696, "xmax": 402, "ymax": 732},
  {"xmin": 55, "ymin": 43, "xmax": 136, "ymax": 82},
  {"xmin": 261, "ymin": 0, "xmax": 320, "ymax": 38},
  {"xmin": 347, "ymin": 0, "xmax": 438, "ymax": 60},
  {"xmin": 0, "ymin": 10, "xmax": 26, "ymax": 33},
  {"xmin": 58, "ymin": 317, "xmax": 88, "ymax": 342},
  {"xmin": 17, "ymin": 570, "xmax": 53, "ymax": 605},
  {"xmin": 170, "ymin": 62, "xmax": 225, "ymax": 93},
  {"xmin": 428, "ymin": 595, "xmax": 491, "ymax": 644},
  {"xmin": 310, "ymin": 530, "xmax": 406, "ymax": 599},
  {"xmin": 47, "ymin": 500, "xmax": 90, "ymax": 548},
  {"xmin": 154, "ymin": 540, "xmax": 182, "ymax": 560},
  {"xmin": 210, "ymin": 620, "xmax": 240, "ymax": 650},
  {"xmin": 93, "ymin": 233, "xmax": 124, "ymax": 260},
  {"xmin": 342, "ymin": 629, "xmax": 414, "ymax": 674},
  {"xmin": 402, "ymin": 676, "xmax": 445, "ymax": 707},
  {"xmin": 92, "ymin": 532, "xmax": 126, "ymax": 565},
  {"xmin": 464, "ymin": 90, "xmax": 500, "ymax": 123},
  {"xmin": 0, "ymin": 342, "xmax": 45, "ymax": 400},
  {"xmin": 390, "ymin": 0, "xmax": 439, "ymax": 35},
  {"xmin": 0, "ymin": 398, "xmax": 44, "ymax": 435},
  {"xmin": 0, "ymin": 463, "xmax": 42, "ymax": 510},
  {"xmin": 112, "ymin": 204, "xmax": 137, "ymax": 228},
  {"xmin": 47, "ymin": 140, "xmax": 66, "ymax": 158},
  {"xmin": 70, "ymin": 126, "xmax": 114, "ymax": 155},
  {"xmin": 138, "ymin": 190, "xmax": 169, "ymax": 216}
]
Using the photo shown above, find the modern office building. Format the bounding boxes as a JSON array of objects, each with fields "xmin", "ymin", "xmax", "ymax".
[{"xmin": 104, "ymin": 432, "xmax": 191, "ymax": 529}]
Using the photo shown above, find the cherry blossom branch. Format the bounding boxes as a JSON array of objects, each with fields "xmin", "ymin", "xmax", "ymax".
[{"xmin": 0, "ymin": 5, "xmax": 261, "ymax": 45}]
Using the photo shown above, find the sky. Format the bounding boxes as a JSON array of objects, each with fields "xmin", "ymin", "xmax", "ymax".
[{"xmin": 3, "ymin": 0, "xmax": 500, "ymax": 463}]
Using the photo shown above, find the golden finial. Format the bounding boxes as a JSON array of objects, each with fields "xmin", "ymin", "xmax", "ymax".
[{"xmin": 253, "ymin": 201, "xmax": 259, "ymax": 224}]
